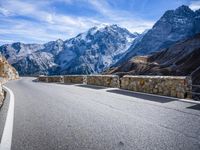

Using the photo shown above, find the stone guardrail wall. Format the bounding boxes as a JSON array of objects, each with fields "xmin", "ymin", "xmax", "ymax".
[
  {"xmin": 37, "ymin": 75, "xmax": 192, "ymax": 99},
  {"xmin": 63, "ymin": 75, "xmax": 86, "ymax": 84},
  {"xmin": 87, "ymin": 75, "xmax": 120, "ymax": 88},
  {"xmin": 38, "ymin": 76, "xmax": 63, "ymax": 83},
  {"xmin": 0, "ymin": 84, "xmax": 4, "ymax": 107},
  {"xmin": 38, "ymin": 75, "xmax": 85, "ymax": 84},
  {"xmin": 121, "ymin": 75, "xmax": 192, "ymax": 99},
  {"xmin": 38, "ymin": 76, "xmax": 48, "ymax": 82},
  {"xmin": 47, "ymin": 76, "xmax": 63, "ymax": 83}
]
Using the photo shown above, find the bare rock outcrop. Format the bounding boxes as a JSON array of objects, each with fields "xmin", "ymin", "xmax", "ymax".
[
  {"xmin": 108, "ymin": 33, "xmax": 200, "ymax": 82},
  {"xmin": 0, "ymin": 56, "xmax": 19, "ymax": 81},
  {"xmin": 0, "ymin": 55, "xmax": 19, "ymax": 107}
]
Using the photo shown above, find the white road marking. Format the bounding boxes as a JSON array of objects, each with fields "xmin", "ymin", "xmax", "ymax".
[{"xmin": 0, "ymin": 86, "xmax": 15, "ymax": 150}]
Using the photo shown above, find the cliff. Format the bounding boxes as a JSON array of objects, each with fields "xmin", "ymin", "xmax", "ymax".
[{"xmin": 0, "ymin": 55, "xmax": 19, "ymax": 107}]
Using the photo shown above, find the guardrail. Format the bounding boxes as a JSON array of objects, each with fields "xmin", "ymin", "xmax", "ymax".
[
  {"xmin": 37, "ymin": 75, "xmax": 194, "ymax": 100},
  {"xmin": 120, "ymin": 75, "xmax": 192, "ymax": 99},
  {"xmin": 47, "ymin": 76, "xmax": 63, "ymax": 83},
  {"xmin": 87, "ymin": 75, "xmax": 120, "ymax": 88},
  {"xmin": 63, "ymin": 75, "xmax": 86, "ymax": 84}
]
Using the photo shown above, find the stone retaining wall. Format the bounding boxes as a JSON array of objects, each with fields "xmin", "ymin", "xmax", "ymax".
[
  {"xmin": 38, "ymin": 76, "xmax": 48, "ymax": 82},
  {"xmin": 121, "ymin": 75, "xmax": 192, "ymax": 99},
  {"xmin": 63, "ymin": 75, "xmax": 85, "ymax": 84},
  {"xmin": 37, "ymin": 75, "xmax": 192, "ymax": 99},
  {"xmin": 0, "ymin": 56, "xmax": 19, "ymax": 108},
  {"xmin": 47, "ymin": 76, "xmax": 63, "ymax": 83},
  {"xmin": 0, "ymin": 56, "xmax": 19, "ymax": 80},
  {"xmin": 0, "ymin": 84, "xmax": 4, "ymax": 107},
  {"xmin": 87, "ymin": 75, "xmax": 120, "ymax": 88},
  {"xmin": 38, "ymin": 76, "xmax": 63, "ymax": 83}
]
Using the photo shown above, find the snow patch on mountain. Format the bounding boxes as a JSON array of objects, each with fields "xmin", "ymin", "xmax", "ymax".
[{"xmin": 0, "ymin": 24, "xmax": 138, "ymax": 75}]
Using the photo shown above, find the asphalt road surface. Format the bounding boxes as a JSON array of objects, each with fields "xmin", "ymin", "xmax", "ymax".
[{"xmin": 2, "ymin": 77, "xmax": 200, "ymax": 150}]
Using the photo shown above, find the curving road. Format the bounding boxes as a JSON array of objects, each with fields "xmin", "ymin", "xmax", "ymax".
[{"xmin": 2, "ymin": 77, "xmax": 200, "ymax": 150}]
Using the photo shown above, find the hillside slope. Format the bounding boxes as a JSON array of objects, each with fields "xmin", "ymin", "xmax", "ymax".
[
  {"xmin": 0, "ymin": 55, "xmax": 19, "ymax": 107},
  {"xmin": 0, "ymin": 56, "xmax": 19, "ymax": 80},
  {"xmin": 108, "ymin": 33, "xmax": 200, "ymax": 85},
  {"xmin": 0, "ymin": 25, "xmax": 137, "ymax": 75},
  {"xmin": 114, "ymin": 5, "xmax": 200, "ymax": 66}
]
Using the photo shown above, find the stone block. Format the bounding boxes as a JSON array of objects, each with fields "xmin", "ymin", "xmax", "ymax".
[
  {"xmin": 87, "ymin": 75, "xmax": 120, "ymax": 88},
  {"xmin": 63, "ymin": 75, "xmax": 85, "ymax": 84},
  {"xmin": 47, "ymin": 76, "xmax": 63, "ymax": 83},
  {"xmin": 121, "ymin": 75, "xmax": 191, "ymax": 99}
]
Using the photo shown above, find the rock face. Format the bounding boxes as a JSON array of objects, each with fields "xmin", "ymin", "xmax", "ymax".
[
  {"xmin": 108, "ymin": 33, "xmax": 200, "ymax": 81},
  {"xmin": 57, "ymin": 25, "xmax": 137, "ymax": 75},
  {"xmin": 0, "ymin": 55, "xmax": 19, "ymax": 107},
  {"xmin": 115, "ymin": 5, "xmax": 200, "ymax": 66},
  {"xmin": 0, "ymin": 85, "xmax": 4, "ymax": 108},
  {"xmin": 12, "ymin": 51, "xmax": 57, "ymax": 76},
  {"xmin": 0, "ymin": 25, "xmax": 138, "ymax": 75},
  {"xmin": 0, "ymin": 42, "xmax": 43, "ymax": 64},
  {"xmin": 0, "ymin": 56, "xmax": 19, "ymax": 80}
]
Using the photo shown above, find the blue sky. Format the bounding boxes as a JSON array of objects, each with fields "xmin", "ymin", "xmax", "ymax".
[{"xmin": 0, "ymin": 0, "xmax": 200, "ymax": 45}]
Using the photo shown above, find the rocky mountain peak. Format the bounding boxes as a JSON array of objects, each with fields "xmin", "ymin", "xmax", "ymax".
[
  {"xmin": 159, "ymin": 5, "xmax": 194, "ymax": 24},
  {"xmin": 114, "ymin": 5, "xmax": 200, "ymax": 67},
  {"xmin": 86, "ymin": 24, "xmax": 137, "ymax": 38},
  {"xmin": 195, "ymin": 9, "xmax": 200, "ymax": 16},
  {"xmin": 0, "ymin": 24, "xmax": 138, "ymax": 75},
  {"xmin": 175, "ymin": 5, "xmax": 194, "ymax": 15},
  {"xmin": 11, "ymin": 42, "xmax": 22, "ymax": 50},
  {"xmin": 56, "ymin": 39, "xmax": 64, "ymax": 43},
  {"xmin": 158, "ymin": 5, "xmax": 194, "ymax": 24},
  {"xmin": 1, "ymin": 5, "xmax": 199, "ymax": 76}
]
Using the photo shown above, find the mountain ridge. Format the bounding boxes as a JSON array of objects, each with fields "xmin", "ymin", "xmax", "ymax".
[
  {"xmin": 114, "ymin": 5, "xmax": 200, "ymax": 66},
  {"xmin": 1, "ymin": 5, "xmax": 200, "ymax": 76},
  {"xmin": 0, "ymin": 24, "xmax": 138, "ymax": 75},
  {"xmin": 107, "ymin": 33, "xmax": 200, "ymax": 82}
]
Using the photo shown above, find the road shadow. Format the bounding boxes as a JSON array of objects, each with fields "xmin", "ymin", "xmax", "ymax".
[
  {"xmin": 106, "ymin": 89, "xmax": 175, "ymax": 103},
  {"xmin": 187, "ymin": 104, "xmax": 200, "ymax": 111},
  {"xmin": 32, "ymin": 79, "xmax": 38, "ymax": 82},
  {"xmin": 61, "ymin": 83, "xmax": 78, "ymax": 85},
  {"xmin": 76, "ymin": 84, "xmax": 108, "ymax": 90}
]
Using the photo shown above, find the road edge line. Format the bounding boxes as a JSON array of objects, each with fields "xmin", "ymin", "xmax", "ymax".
[{"xmin": 0, "ymin": 86, "xmax": 14, "ymax": 150}]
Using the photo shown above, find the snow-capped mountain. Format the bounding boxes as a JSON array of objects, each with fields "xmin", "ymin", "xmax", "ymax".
[
  {"xmin": 0, "ymin": 25, "xmax": 138, "ymax": 75},
  {"xmin": 114, "ymin": 5, "xmax": 200, "ymax": 66},
  {"xmin": 1, "ymin": 5, "xmax": 199, "ymax": 76},
  {"xmin": 0, "ymin": 42, "xmax": 43, "ymax": 64},
  {"xmin": 57, "ymin": 25, "xmax": 137, "ymax": 74}
]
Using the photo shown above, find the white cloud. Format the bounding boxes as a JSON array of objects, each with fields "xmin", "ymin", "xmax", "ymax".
[
  {"xmin": 0, "ymin": 0, "xmax": 155, "ymax": 44},
  {"xmin": 0, "ymin": 39, "xmax": 15, "ymax": 45},
  {"xmin": 189, "ymin": 1, "xmax": 200, "ymax": 10},
  {"xmin": 0, "ymin": 7, "xmax": 10, "ymax": 16},
  {"xmin": 87, "ymin": 0, "xmax": 154, "ymax": 33}
]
